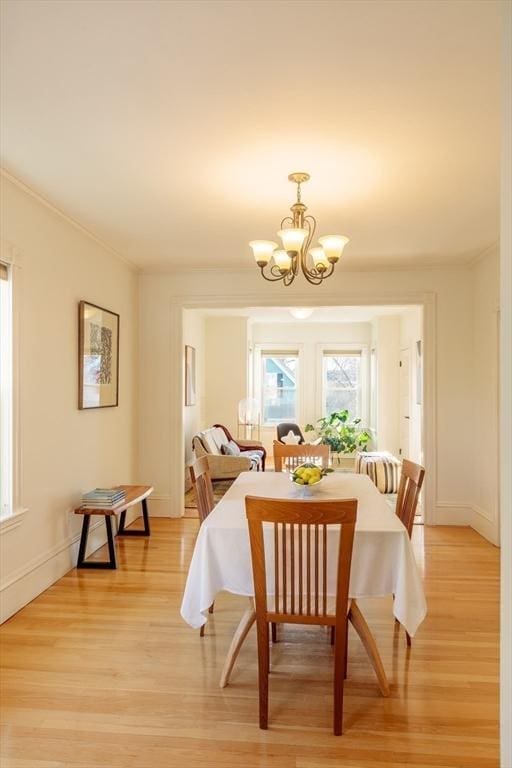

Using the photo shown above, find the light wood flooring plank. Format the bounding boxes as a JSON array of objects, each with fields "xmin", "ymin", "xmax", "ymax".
[{"xmin": 0, "ymin": 520, "xmax": 499, "ymax": 767}]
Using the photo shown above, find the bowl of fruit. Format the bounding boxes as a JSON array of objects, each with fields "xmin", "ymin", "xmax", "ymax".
[{"xmin": 291, "ymin": 463, "xmax": 334, "ymax": 494}]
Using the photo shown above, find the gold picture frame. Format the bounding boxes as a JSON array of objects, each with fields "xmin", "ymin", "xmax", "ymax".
[{"xmin": 78, "ymin": 301, "xmax": 120, "ymax": 409}]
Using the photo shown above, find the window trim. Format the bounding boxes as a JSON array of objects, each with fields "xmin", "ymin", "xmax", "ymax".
[
  {"xmin": 316, "ymin": 343, "xmax": 370, "ymax": 425},
  {"xmin": 0, "ymin": 242, "xmax": 26, "ymax": 532},
  {"xmin": 254, "ymin": 343, "xmax": 304, "ymax": 427}
]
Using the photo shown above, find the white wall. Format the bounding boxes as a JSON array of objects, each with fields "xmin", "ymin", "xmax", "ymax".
[
  {"xmin": 373, "ymin": 315, "xmax": 401, "ymax": 457},
  {"xmin": 471, "ymin": 246, "xmax": 500, "ymax": 545},
  {"xmin": 400, "ymin": 306, "xmax": 423, "ymax": 464},
  {"xmin": 250, "ymin": 321, "xmax": 371, "ymax": 452},
  {"xmin": 204, "ymin": 316, "xmax": 248, "ymax": 437},
  {"xmin": 183, "ymin": 309, "xmax": 205, "ymax": 466},
  {"xmin": 138, "ymin": 262, "xmax": 474, "ymax": 524},
  {"xmin": 0, "ymin": 175, "xmax": 138, "ymax": 622},
  {"xmin": 500, "ymin": 4, "xmax": 512, "ymax": 762}
]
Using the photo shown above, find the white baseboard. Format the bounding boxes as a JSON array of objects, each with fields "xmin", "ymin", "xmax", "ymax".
[
  {"xmin": 433, "ymin": 502, "xmax": 472, "ymax": 525},
  {"xmin": 471, "ymin": 504, "xmax": 499, "ymax": 546},
  {"xmin": 150, "ymin": 494, "xmax": 182, "ymax": 518},
  {"xmin": 433, "ymin": 501, "xmax": 499, "ymax": 545},
  {"xmin": 0, "ymin": 506, "xmax": 139, "ymax": 624}
]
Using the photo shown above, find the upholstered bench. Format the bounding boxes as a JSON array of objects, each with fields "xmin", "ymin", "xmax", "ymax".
[{"xmin": 355, "ymin": 451, "xmax": 401, "ymax": 494}]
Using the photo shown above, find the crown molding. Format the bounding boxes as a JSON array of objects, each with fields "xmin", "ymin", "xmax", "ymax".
[
  {"xmin": 0, "ymin": 168, "xmax": 140, "ymax": 273},
  {"xmin": 138, "ymin": 251, "xmax": 493, "ymax": 277},
  {"xmin": 466, "ymin": 240, "xmax": 500, "ymax": 268}
]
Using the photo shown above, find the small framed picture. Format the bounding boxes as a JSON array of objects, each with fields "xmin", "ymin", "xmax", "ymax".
[
  {"xmin": 78, "ymin": 301, "xmax": 119, "ymax": 409},
  {"xmin": 185, "ymin": 345, "xmax": 196, "ymax": 406}
]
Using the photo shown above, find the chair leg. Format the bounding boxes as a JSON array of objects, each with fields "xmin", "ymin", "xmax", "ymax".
[
  {"xmin": 271, "ymin": 622, "xmax": 277, "ymax": 643},
  {"xmin": 333, "ymin": 619, "xmax": 348, "ymax": 736},
  {"xmin": 256, "ymin": 620, "xmax": 270, "ymax": 730},
  {"xmin": 344, "ymin": 621, "xmax": 349, "ymax": 679},
  {"xmin": 200, "ymin": 603, "xmax": 214, "ymax": 636}
]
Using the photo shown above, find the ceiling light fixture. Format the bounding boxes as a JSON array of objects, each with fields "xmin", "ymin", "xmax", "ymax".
[
  {"xmin": 289, "ymin": 307, "xmax": 314, "ymax": 320},
  {"xmin": 249, "ymin": 172, "xmax": 349, "ymax": 286}
]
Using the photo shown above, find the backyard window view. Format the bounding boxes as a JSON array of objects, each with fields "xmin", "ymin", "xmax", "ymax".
[
  {"xmin": 323, "ymin": 353, "xmax": 361, "ymax": 418},
  {"xmin": 261, "ymin": 354, "xmax": 298, "ymax": 424},
  {"xmin": 260, "ymin": 351, "xmax": 363, "ymax": 425}
]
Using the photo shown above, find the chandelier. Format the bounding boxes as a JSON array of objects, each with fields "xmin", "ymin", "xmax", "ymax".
[{"xmin": 249, "ymin": 172, "xmax": 349, "ymax": 286}]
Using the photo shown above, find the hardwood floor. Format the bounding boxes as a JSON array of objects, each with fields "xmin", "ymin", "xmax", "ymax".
[{"xmin": 0, "ymin": 519, "xmax": 499, "ymax": 767}]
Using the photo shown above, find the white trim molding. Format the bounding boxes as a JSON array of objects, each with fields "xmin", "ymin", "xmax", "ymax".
[
  {"xmin": 0, "ymin": 507, "xmax": 27, "ymax": 535},
  {"xmin": 0, "ymin": 169, "xmax": 139, "ymax": 272},
  {"xmin": 471, "ymin": 505, "xmax": 499, "ymax": 547},
  {"xmin": 0, "ymin": 241, "xmax": 25, "ymax": 527},
  {"xmin": 149, "ymin": 494, "xmax": 178, "ymax": 518},
  {"xmin": 0, "ymin": 506, "xmax": 140, "ymax": 624},
  {"xmin": 165, "ymin": 290, "xmax": 437, "ymax": 522},
  {"xmin": 433, "ymin": 502, "xmax": 472, "ymax": 526},
  {"xmin": 500, "ymin": 3, "xmax": 512, "ymax": 764}
]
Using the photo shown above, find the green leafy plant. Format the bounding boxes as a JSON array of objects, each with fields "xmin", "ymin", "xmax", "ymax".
[{"xmin": 305, "ymin": 409, "xmax": 371, "ymax": 456}]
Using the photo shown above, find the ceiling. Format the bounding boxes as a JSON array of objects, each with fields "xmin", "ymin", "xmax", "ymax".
[
  {"xmin": 198, "ymin": 305, "xmax": 415, "ymax": 324},
  {"xmin": 0, "ymin": 0, "xmax": 503, "ymax": 271}
]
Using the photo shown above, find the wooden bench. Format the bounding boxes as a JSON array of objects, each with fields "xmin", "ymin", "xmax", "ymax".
[{"xmin": 74, "ymin": 485, "xmax": 153, "ymax": 569}]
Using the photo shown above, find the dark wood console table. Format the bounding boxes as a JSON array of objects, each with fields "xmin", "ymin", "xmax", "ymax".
[{"xmin": 74, "ymin": 485, "xmax": 153, "ymax": 569}]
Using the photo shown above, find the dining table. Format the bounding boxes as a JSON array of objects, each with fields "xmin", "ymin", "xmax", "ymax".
[{"xmin": 180, "ymin": 470, "xmax": 427, "ymax": 693}]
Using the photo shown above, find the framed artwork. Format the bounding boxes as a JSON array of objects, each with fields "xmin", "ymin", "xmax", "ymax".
[
  {"xmin": 185, "ymin": 345, "xmax": 196, "ymax": 406},
  {"xmin": 78, "ymin": 301, "xmax": 119, "ymax": 409}
]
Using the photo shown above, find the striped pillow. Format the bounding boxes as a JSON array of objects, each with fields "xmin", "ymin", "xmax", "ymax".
[{"xmin": 356, "ymin": 451, "xmax": 401, "ymax": 494}]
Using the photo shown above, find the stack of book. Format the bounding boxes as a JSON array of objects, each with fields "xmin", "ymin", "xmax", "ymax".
[{"xmin": 81, "ymin": 488, "xmax": 126, "ymax": 509}]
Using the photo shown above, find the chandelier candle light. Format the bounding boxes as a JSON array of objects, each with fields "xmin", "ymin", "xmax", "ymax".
[{"xmin": 249, "ymin": 172, "xmax": 349, "ymax": 286}]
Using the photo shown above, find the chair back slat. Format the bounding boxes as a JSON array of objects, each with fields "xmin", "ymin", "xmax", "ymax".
[
  {"xmin": 396, "ymin": 459, "xmax": 425, "ymax": 537},
  {"xmin": 246, "ymin": 497, "xmax": 357, "ymax": 626},
  {"xmin": 189, "ymin": 456, "xmax": 215, "ymax": 524},
  {"xmin": 273, "ymin": 441, "xmax": 330, "ymax": 473}
]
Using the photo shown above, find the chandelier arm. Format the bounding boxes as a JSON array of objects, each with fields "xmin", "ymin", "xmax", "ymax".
[
  {"xmin": 258, "ymin": 265, "xmax": 287, "ymax": 283},
  {"xmin": 251, "ymin": 172, "xmax": 345, "ymax": 286},
  {"xmin": 302, "ymin": 262, "xmax": 335, "ymax": 285}
]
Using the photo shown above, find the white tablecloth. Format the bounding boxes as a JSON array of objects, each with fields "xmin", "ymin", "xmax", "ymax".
[{"xmin": 181, "ymin": 472, "xmax": 427, "ymax": 636}]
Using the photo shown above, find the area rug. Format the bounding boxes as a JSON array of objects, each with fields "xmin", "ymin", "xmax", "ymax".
[{"xmin": 184, "ymin": 479, "xmax": 234, "ymax": 518}]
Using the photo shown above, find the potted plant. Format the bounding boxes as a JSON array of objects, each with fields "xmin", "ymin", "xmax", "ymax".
[{"xmin": 305, "ymin": 409, "xmax": 371, "ymax": 467}]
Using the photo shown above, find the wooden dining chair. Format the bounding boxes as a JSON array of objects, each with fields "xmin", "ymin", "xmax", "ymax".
[
  {"xmin": 189, "ymin": 456, "xmax": 215, "ymax": 524},
  {"xmin": 395, "ymin": 458, "xmax": 425, "ymax": 646},
  {"xmin": 273, "ymin": 440, "xmax": 330, "ymax": 473},
  {"xmin": 245, "ymin": 495, "xmax": 357, "ymax": 735},
  {"xmin": 189, "ymin": 456, "xmax": 215, "ymax": 636}
]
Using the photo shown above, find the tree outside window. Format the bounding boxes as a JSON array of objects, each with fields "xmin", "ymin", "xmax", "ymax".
[{"xmin": 323, "ymin": 353, "xmax": 361, "ymax": 418}]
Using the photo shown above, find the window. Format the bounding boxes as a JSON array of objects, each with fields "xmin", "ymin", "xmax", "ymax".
[
  {"xmin": 0, "ymin": 261, "xmax": 13, "ymax": 519},
  {"xmin": 261, "ymin": 352, "xmax": 298, "ymax": 424},
  {"xmin": 322, "ymin": 351, "xmax": 362, "ymax": 418}
]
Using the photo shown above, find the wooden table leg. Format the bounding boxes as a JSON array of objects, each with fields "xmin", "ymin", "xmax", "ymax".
[
  {"xmin": 77, "ymin": 515, "xmax": 117, "ymax": 569},
  {"xmin": 118, "ymin": 498, "xmax": 151, "ymax": 536},
  {"xmin": 219, "ymin": 598, "xmax": 256, "ymax": 688},
  {"xmin": 349, "ymin": 599, "xmax": 390, "ymax": 697}
]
